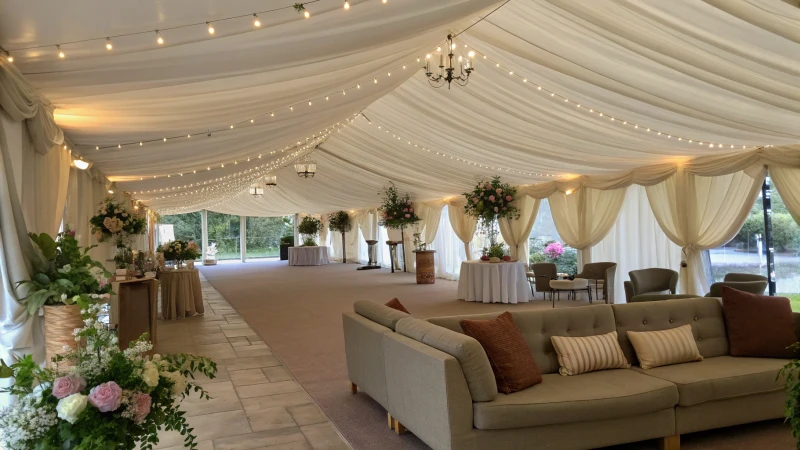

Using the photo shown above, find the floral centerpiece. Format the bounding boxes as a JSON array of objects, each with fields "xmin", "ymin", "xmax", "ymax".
[
  {"xmin": 90, "ymin": 197, "xmax": 146, "ymax": 269},
  {"xmin": 157, "ymin": 240, "xmax": 200, "ymax": 268},
  {"xmin": 463, "ymin": 176, "xmax": 519, "ymax": 248},
  {"xmin": 328, "ymin": 211, "xmax": 352, "ymax": 262},
  {"xmin": 298, "ymin": 216, "xmax": 321, "ymax": 246},
  {"xmin": 0, "ymin": 302, "xmax": 216, "ymax": 450},
  {"xmin": 378, "ymin": 183, "xmax": 420, "ymax": 230}
]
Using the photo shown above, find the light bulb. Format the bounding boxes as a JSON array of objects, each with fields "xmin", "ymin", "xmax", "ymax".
[
  {"xmin": 253, "ymin": 14, "xmax": 261, "ymax": 27},
  {"xmin": 105, "ymin": 38, "xmax": 113, "ymax": 50},
  {"xmin": 57, "ymin": 45, "xmax": 65, "ymax": 58},
  {"xmin": 383, "ymin": 0, "xmax": 387, "ymax": 3},
  {"xmin": 344, "ymin": 1, "xmax": 350, "ymax": 9},
  {"xmin": 304, "ymin": 10, "xmax": 310, "ymax": 18},
  {"xmin": 207, "ymin": 22, "xmax": 215, "ymax": 35},
  {"xmin": 468, "ymin": 51, "xmax": 475, "ymax": 58},
  {"xmin": 156, "ymin": 31, "xmax": 164, "ymax": 44},
  {"xmin": 6, "ymin": 54, "xmax": 13, "ymax": 62}
]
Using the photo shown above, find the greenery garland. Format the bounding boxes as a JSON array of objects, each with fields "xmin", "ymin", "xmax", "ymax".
[{"xmin": 378, "ymin": 183, "xmax": 420, "ymax": 229}]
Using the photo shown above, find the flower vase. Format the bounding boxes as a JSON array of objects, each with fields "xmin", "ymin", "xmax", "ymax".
[
  {"xmin": 43, "ymin": 304, "xmax": 84, "ymax": 366},
  {"xmin": 387, "ymin": 227, "xmax": 403, "ymax": 242},
  {"xmin": 176, "ymin": 260, "xmax": 185, "ymax": 269},
  {"xmin": 186, "ymin": 260, "xmax": 195, "ymax": 269}
]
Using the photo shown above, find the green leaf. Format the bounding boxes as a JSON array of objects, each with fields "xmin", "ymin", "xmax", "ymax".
[
  {"xmin": 33, "ymin": 272, "xmax": 51, "ymax": 285},
  {"xmin": 0, "ymin": 360, "xmax": 13, "ymax": 378},
  {"xmin": 30, "ymin": 232, "xmax": 58, "ymax": 259}
]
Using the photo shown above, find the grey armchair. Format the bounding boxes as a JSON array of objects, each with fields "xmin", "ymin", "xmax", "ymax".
[
  {"xmin": 529, "ymin": 263, "xmax": 557, "ymax": 300},
  {"xmin": 575, "ymin": 262, "xmax": 617, "ymax": 304},
  {"xmin": 624, "ymin": 268, "xmax": 679, "ymax": 303},
  {"xmin": 705, "ymin": 273, "xmax": 768, "ymax": 297}
]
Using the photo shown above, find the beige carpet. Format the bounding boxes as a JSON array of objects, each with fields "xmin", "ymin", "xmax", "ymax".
[{"xmin": 199, "ymin": 260, "xmax": 795, "ymax": 450}]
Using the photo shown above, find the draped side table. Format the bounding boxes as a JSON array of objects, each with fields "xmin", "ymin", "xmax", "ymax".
[{"xmin": 413, "ymin": 250, "xmax": 436, "ymax": 284}]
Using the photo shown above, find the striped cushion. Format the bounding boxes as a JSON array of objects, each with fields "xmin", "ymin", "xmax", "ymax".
[
  {"xmin": 550, "ymin": 331, "xmax": 630, "ymax": 376},
  {"xmin": 627, "ymin": 324, "xmax": 703, "ymax": 369}
]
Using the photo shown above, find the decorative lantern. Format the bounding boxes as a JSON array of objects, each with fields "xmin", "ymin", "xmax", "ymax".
[
  {"xmin": 265, "ymin": 175, "xmax": 277, "ymax": 188},
  {"xmin": 249, "ymin": 183, "xmax": 264, "ymax": 198},
  {"xmin": 294, "ymin": 154, "xmax": 317, "ymax": 178}
]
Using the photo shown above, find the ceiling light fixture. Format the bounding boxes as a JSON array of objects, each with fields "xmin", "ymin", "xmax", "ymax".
[
  {"xmin": 264, "ymin": 175, "xmax": 277, "ymax": 188},
  {"xmin": 73, "ymin": 159, "xmax": 91, "ymax": 170},
  {"xmin": 425, "ymin": 34, "xmax": 473, "ymax": 89},
  {"xmin": 294, "ymin": 154, "xmax": 317, "ymax": 178}
]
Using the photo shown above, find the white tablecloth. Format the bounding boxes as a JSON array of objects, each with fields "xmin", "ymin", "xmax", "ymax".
[
  {"xmin": 288, "ymin": 246, "xmax": 330, "ymax": 266},
  {"xmin": 457, "ymin": 260, "xmax": 532, "ymax": 304}
]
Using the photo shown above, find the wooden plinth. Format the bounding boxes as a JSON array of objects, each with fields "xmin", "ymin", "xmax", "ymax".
[{"xmin": 413, "ymin": 250, "xmax": 436, "ymax": 284}]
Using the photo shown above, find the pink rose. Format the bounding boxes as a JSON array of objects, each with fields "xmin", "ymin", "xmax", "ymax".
[
  {"xmin": 488, "ymin": 195, "xmax": 496, "ymax": 202},
  {"xmin": 405, "ymin": 214, "xmax": 411, "ymax": 218},
  {"xmin": 494, "ymin": 207, "xmax": 499, "ymax": 212},
  {"xmin": 505, "ymin": 195, "xmax": 512, "ymax": 201},
  {"xmin": 52, "ymin": 375, "xmax": 86, "ymax": 399},
  {"xmin": 132, "ymin": 392, "xmax": 152, "ymax": 423},
  {"xmin": 88, "ymin": 381, "xmax": 122, "ymax": 412},
  {"xmin": 472, "ymin": 197, "xmax": 479, "ymax": 204},
  {"xmin": 403, "ymin": 208, "xmax": 408, "ymax": 212},
  {"xmin": 496, "ymin": 188, "xmax": 502, "ymax": 194},
  {"xmin": 409, "ymin": 208, "xmax": 413, "ymax": 212}
]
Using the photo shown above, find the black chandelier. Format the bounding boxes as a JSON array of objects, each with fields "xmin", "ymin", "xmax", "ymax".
[{"xmin": 425, "ymin": 34, "xmax": 474, "ymax": 89}]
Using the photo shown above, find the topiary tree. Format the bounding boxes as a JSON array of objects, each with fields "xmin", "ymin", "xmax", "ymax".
[
  {"xmin": 328, "ymin": 211, "xmax": 352, "ymax": 263},
  {"xmin": 297, "ymin": 216, "xmax": 321, "ymax": 246}
]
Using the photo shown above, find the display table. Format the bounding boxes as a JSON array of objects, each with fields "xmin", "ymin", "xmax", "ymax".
[
  {"xmin": 110, "ymin": 278, "xmax": 159, "ymax": 347},
  {"xmin": 288, "ymin": 246, "xmax": 330, "ymax": 266},
  {"xmin": 413, "ymin": 250, "xmax": 436, "ymax": 284},
  {"xmin": 457, "ymin": 261, "xmax": 532, "ymax": 304},
  {"xmin": 160, "ymin": 269, "xmax": 204, "ymax": 320}
]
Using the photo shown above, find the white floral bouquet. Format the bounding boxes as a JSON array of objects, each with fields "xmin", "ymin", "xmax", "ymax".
[
  {"xmin": 0, "ymin": 303, "xmax": 216, "ymax": 449},
  {"xmin": 89, "ymin": 197, "xmax": 146, "ymax": 248}
]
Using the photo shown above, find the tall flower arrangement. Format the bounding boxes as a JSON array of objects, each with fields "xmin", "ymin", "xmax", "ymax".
[
  {"xmin": 90, "ymin": 197, "xmax": 146, "ymax": 249},
  {"xmin": 463, "ymin": 176, "xmax": 520, "ymax": 247},
  {"xmin": 378, "ymin": 183, "xmax": 420, "ymax": 229},
  {"xmin": 298, "ymin": 216, "xmax": 322, "ymax": 246},
  {"xmin": 0, "ymin": 303, "xmax": 217, "ymax": 450}
]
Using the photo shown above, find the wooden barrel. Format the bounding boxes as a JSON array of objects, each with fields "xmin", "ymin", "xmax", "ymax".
[{"xmin": 414, "ymin": 250, "xmax": 436, "ymax": 284}]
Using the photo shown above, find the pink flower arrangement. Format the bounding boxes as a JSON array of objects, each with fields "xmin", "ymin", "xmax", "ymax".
[
  {"xmin": 544, "ymin": 242, "xmax": 565, "ymax": 259},
  {"xmin": 52, "ymin": 375, "xmax": 86, "ymax": 399},
  {"xmin": 88, "ymin": 381, "xmax": 122, "ymax": 412},
  {"xmin": 506, "ymin": 195, "xmax": 512, "ymax": 202},
  {"xmin": 405, "ymin": 214, "xmax": 411, "ymax": 218},
  {"xmin": 131, "ymin": 392, "xmax": 152, "ymax": 423},
  {"xmin": 489, "ymin": 195, "xmax": 496, "ymax": 202},
  {"xmin": 496, "ymin": 188, "xmax": 502, "ymax": 194}
]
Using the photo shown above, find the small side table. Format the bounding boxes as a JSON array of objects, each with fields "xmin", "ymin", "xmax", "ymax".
[{"xmin": 413, "ymin": 250, "xmax": 436, "ymax": 284}]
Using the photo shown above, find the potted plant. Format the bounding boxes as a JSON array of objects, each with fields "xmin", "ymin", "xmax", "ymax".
[
  {"xmin": 464, "ymin": 176, "xmax": 520, "ymax": 251},
  {"xmin": 279, "ymin": 235, "xmax": 294, "ymax": 261},
  {"xmin": 298, "ymin": 216, "xmax": 321, "ymax": 246},
  {"xmin": 90, "ymin": 197, "xmax": 146, "ymax": 275},
  {"xmin": 328, "ymin": 211, "xmax": 352, "ymax": 263},
  {"xmin": 378, "ymin": 183, "xmax": 420, "ymax": 272},
  {"xmin": 0, "ymin": 302, "xmax": 217, "ymax": 449},
  {"xmin": 16, "ymin": 226, "xmax": 113, "ymax": 364}
]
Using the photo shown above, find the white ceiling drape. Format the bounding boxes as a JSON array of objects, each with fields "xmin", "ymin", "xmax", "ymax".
[{"xmin": 1, "ymin": 0, "xmax": 799, "ymax": 216}]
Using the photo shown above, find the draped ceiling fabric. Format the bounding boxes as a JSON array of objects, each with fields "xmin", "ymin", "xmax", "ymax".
[{"xmin": 0, "ymin": 0, "xmax": 798, "ymax": 218}]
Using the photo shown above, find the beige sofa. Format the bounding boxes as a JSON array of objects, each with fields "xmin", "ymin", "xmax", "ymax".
[{"xmin": 344, "ymin": 297, "xmax": 796, "ymax": 450}]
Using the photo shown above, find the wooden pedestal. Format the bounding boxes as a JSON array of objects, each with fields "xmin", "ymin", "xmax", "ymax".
[
  {"xmin": 111, "ymin": 278, "xmax": 159, "ymax": 349},
  {"xmin": 413, "ymin": 250, "xmax": 436, "ymax": 284}
]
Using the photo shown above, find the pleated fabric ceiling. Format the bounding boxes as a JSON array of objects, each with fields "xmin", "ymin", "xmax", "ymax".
[{"xmin": 2, "ymin": 0, "xmax": 799, "ymax": 216}]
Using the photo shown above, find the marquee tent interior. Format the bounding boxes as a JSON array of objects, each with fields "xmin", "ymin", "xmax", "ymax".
[{"xmin": 2, "ymin": 0, "xmax": 800, "ymax": 448}]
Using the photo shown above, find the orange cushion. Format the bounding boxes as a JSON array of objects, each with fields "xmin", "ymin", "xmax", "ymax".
[
  {"xmin": 460, "ymin": 312, "xmax": 542, "ymax": 394},
  {"xmin": 384, "ymin": 298, "xmax": 410, "ymax": 314},
  {"xmin": 722, "ymin": 286, "xmax": 798, "ymax": 358}
]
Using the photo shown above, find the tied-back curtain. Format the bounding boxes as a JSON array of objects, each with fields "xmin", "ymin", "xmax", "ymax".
[
  {"xmin": 445, "ymin": 198, "xmax": 477, "ymax": 259},
  {"xmin": 646, "ymin": 166, "xmax": 765, "ymax": 295},
  {"xmin": 414, "ymin": 201, "xmax": 446, "ymax": 245},
  {"xmin": 498, "ymin": 196, "xmax": 540, "ymax": 261},
  {"xmin": 549, "ymin": 186, "xmax": 626, "ymax": 269},
  {"xmin": 771, "ymin": 167, "xmax": 800, "ymax": 226}
]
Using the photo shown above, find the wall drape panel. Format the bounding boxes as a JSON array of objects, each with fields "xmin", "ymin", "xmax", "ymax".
[
  {"xmin": 31, "ymin": 147, "xmax": 71, "ymax": 236},
  {"xmin": 770, "ymin": 167, "xmax": 800, "ymax": 226},
  {"xmin": 415, "ymin": 201, "xmax": 446, "ymax": 245},
  {"xmin": 66, "ymin": 167, "xmax": 108, "ymax": 263},
  {"xmin": 431, "ymin": 206, "xmax": 469, "ymax": 280},
  {"xmin": 645, "ymin": 167, "xmax": 765, "ymax": 295},
  {"xmin": 356, "ymin": 209, "xmax": 378, "ymax": 242},
  {"xmin": 499, "ymin": 196, "xmax": 540, "ymax": 261},
  {"xmin": 445, "ymin": 199, "xmax": 478, "ymax": 259},
  {"xmin": 549, "ymin": 187, "xmax": 626, "ymax": 269}
]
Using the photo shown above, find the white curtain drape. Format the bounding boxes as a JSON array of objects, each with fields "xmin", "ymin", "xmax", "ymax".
[
  {"xmin": 646, "ymin": 166, "xmax": 765, "ymax": 295},
  {"xmin": 445, "ymin": 198, "xmax": 478, "ymax": 259},
  {"xmin": 65, "ymin": 167, "xmax": 109, "ymax": 263},
  {"xmin": 549, "ymin": 186, "xmax": 626, "ymax": 270},
  {"xmin": 499, "ymin": 196, "xmax": 540, "ymax": 261},
  {"xmin": 592, "ymin": 185, "xmax": 683, "ymax": 302},
  {"xmin": 415, "ymin": 201, "xmax": 446, "ymax": 245},
  {"xmin": 431, "ymin": 205, "xmax": 469, "ymax": 281},
  {"xmin": 771, "ymin": 167, "xmax": 800, "ymax": 226},
  {"xmin": 29, "ymin": 147, "xmax": 71, "ymax": 236}
]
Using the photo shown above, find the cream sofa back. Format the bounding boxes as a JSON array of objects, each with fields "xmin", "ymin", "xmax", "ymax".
[
  {"xmin": 426, "ymin": 304, "xmax": 617, "ymax": 375},
  {"xmin": 611, "ymin": 297, "xmax": 728, "ymax": 365},
  {"xmin": 353, "ymin": 300, "xmax": 409, "ymax": 330}
]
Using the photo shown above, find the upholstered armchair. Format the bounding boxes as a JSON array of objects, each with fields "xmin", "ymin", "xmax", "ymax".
[
  {"xmin": 705, "ymin": 273, "xmax": 768, "ymax": 297},
  {"xmin": 624, "ymin": 268, "xmax": 679, "ymax": 302},
  {"xmin": 529, "ymin": 263, "xmax": 557, "ymax": 299},
  {"xmin": 575, "ymin": 262, "xmax": 617, "ymax": 304}
]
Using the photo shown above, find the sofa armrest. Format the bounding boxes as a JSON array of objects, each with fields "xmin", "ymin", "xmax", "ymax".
[
  {"xmin": 383, "ymin": 332, "xmax": 475, "ymax": 450},
  {"xmin": 624, "ymin": 281, "xmax": 634, "ymax": 302},
  {"xmin": 793, "ymin": 313, "xmax": 800, "ymax": 342},
  {"xmin": 342, "ymin": 312, "xmax": 391, "ymax": 408}
]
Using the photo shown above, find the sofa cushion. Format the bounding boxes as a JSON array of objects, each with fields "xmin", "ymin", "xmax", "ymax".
[
  {"xmin": 460, "ymin": 312, "xmax": 542, "ymax": 393},
  {"xmin": 427, "ymin": 304, "xmax": 617, "ymax": 375},
  {"xmin": 550, "ymin": 331, "xmax": 630, "ymax": 375},
  {"xmin": 472, "ymin": 369, "xmax": 678, "ymax": 430},
  {"xmin": 632, "ymin": 355, "xmax": 787, "ymax": 407},
  {"xmin": 612, "ymin": 297, "xmax": 728, "ymax": 365},
  {"xmin": 722, "ymin": 287, "xmax": 798, "ymax": 359},
  {"xmin": 628, "ymin": 324, "xmax": 703, "ymax": 369},
  {"xmin": 384, "ymin": 298, "xmax": 410, "ymax": 314},
  {"xmin": 353, "ymin": 300, "xmax": 409, "ymax": 331},
  {"xmin": 396, "ymin": 317, "xmax": 498, "ymax": 402}
]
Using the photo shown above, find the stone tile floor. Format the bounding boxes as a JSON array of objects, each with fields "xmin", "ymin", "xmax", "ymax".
[{"xmin": 153, "ymin": 273, "xmax": 351, "ymax": 450}]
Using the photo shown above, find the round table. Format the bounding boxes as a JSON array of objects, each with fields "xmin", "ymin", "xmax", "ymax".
[
  {"xmin": 288, "ymin": 246, "xmax": 330, "ymax": 266},
  {"xmin": 159, "ymin": 268, "xmax": 204, "ymax": 320},
  {"xmin": 457, "ymin": 260, "xmax": 532, "ymax": 304}
]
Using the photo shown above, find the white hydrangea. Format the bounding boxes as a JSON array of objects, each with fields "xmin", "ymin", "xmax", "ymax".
[{"xmin": 142, "ymin": 361, "xmax": 160, "ymax": 387}]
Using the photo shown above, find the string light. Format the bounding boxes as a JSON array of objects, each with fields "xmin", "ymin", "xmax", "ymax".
[
  {"xmin": 105, "ymin": 38, "xmax": 113, "ymax": 50},
  {"xmin": 253, "ymin": 14, "xmax": 261, "ymax": 27},
  {"xmin": 304, "ymin": 10, "xmax": 311, "ymax": 18},
  {"xmin": 344, "ymin": 1, "xmax": 350, "ymax": 10},
  {"xmin": 156, "ymin": 31, "xmax": 164, "ymax": 45},
  {"xmin": 57, "ymin": 45, "xmax": 65, "ymax": 58},
  {"xmin": 462, "ymin": 41, "xmax": 774, "ymax": 150},
  {"xmin": 206, "ymin": 22, "xmax": 215, "ymax": 35},
  {"xmin": 5, "ymin": 53, "xmax": 12, "ymax": 63}
]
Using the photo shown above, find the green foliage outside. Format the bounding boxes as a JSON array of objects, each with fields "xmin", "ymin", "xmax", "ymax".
[{"xmin": 528, "ymin": 237, "xmax": 578, "ymax": 275}]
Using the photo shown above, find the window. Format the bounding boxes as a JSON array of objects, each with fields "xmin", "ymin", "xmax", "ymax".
[
  {"xmin": 770, "ymin": 187, "xmax": 800, "ymax": 309},
  {"xmin": 159, "ymin": 212, "xmax": 202, "ymax": 244},
  {"xmin": 528, "ymin": 199, "xmax": 577, "ymax": 275},
  {"xmin": 207, "ymin": 212, "xmax": 240, "ymax": 260},
  {"xmin": 708, "ymin": 192, "xmax": 767, "ymax": 284},
  {"xmin": 245, "ymin": 216, "xmax": 293, "ymax": 259}
]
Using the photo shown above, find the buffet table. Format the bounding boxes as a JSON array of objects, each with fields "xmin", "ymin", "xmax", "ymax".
[
  {"xmin": 288, "ymin": 246, "xmax": 330, "ymax": 266},
  {"xmin": 160, "ymin": 268, "xmax": 204, "ymax": 320},
  {"xmin": 457, "ymin": 260, "xmax": 532, "ymax": 304}
]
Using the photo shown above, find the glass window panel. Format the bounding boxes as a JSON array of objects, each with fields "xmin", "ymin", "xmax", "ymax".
[
  {"xmin": 207, "ymin": 212, "xmax": 240, "ymax": 260},
  {"xmin": 245, "ymin": 216, "xmax": 293, "ymax": 259},
  {"xmin": 159, "ymin": 213, "xmax": 202, "ymax": 260},
  {"xmin": 527, "ymin": 199, "xmax": 577, "ymax": 275},
  {"xmin": 770, "ymin": 186, "xmax": 800, "ymax": 310},
  {"xmin": 708, "ymin": 193, "xmax": 767, "ymax": 284}
]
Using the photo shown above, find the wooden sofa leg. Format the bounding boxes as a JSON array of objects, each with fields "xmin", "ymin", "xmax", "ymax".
[
  {"xmin": 350, "ymin": 382, "xmax": 357, "ymax": 394},
  {"xmin": 657, "ymin": 435, "xmax": 680, "ymax": 450},
  {"xmin": 393, "ymin": 420, "xmax": 407, "ymax": 435},
  {"xmin": 387, "ymin": 413, "xmax": 394, "ymax": 429}
]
